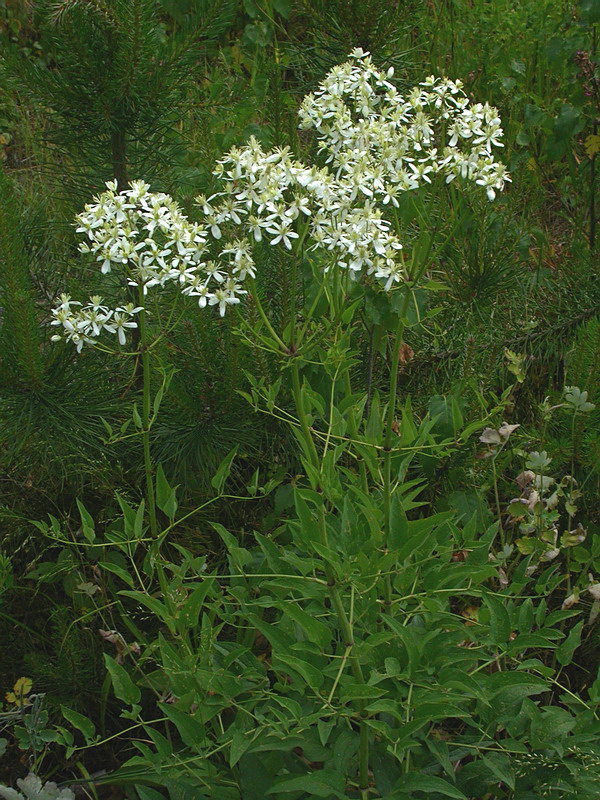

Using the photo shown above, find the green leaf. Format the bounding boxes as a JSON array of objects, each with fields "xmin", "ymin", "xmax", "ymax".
[
  {"xmin": 100, "ymin": 416, "xmax": 113, "ymax": 439},
  {"xmin": 146, "ymin": 727, "xmax": 172, "ymax": 759},
  {"xmin": 428, "ymin": 394, "xmax": 462, "ymax": 438},
  {"xmin": 210, "ymin": 522, "xmax": 252, "ymax": 568},
  {"xmin": 449, "ymin": 490, "xmax": 491, "ymax": 528},
  {"xmin": 267, "ymin": 770, "xmax": 345, "ymax": 797},
  {"xmin": 556, "ymin": 620, "xmax": 583, "ymax": 666},
  {"xmin": 239, "ymin": 753, "xmax": 273, "ymax": 800},
  {"xmin": 340, "ymin": 683, "xmax": 386, "ymax": 701},
  {"xmin": 438, "ymin": 669, "xmax": 490, "ymax": 706},
  {"xmin": 281, "ymin": 601, "xmax": 330, "ymax": 649},
  {"xmin": 156, "ymin": 463, "xmax": 178, "ymax": 520},
  {"xmin": 413, "ymin": 702, "xmax": 470, "ymax": 723},
  {"xmin": 103, "ymin": 654, "xmax": 140, "ymax": 706},
  {"xmin": 99, "ymin": 560, "xmax": 134, "ymax": 587},
  {"xmin": 211, "ymin": 446, "xmax": 238, "ymax": 493},
  {"xmin": 61, "ymin": 705, "xmax": 96, "ymax": 741},
  {"xmin": 181, "ymin": 578, "xmax": 215, "ymax": 630},
  {"xmin": 152, "ymin": 381, "xmax": 165, "ymax": 419},
  {"xmin": 508, "ymin": 501, "xmax": 528, "ymax": 518},
  {"xmin": 160, "ymin": 704, "xmax": 205, "ymax": 751},
  {"xmin": 517, "ymin": 598, "xmax": 534, "ymax": 633},
  {"xmin": 273, "ymin": 0, "xmax": 292, "ymax": 17},
  {"xmin": 553, "ymin": 104, "xmax": 583, "ymax": 142},
  {"xmin": 132, "ymin": 403, "xmax": 143, "ymax": 429},
  {"xmin": 76, "ymin": 499, "xmax": 96, "ymax": 543},
  {"xmin": 119, "ymin": 590, "xmax": 172, "ymax": 628},
  {"xmin": 393, "ymin": 774, "xmax": 467, "ymax": 798},
  {"xmin": 247, "ymin": 614, "xmax": 294, "ymax": 654},
  {"xmin": 318, "ymin": 718, "xmax": 335, "ymax": 746},
  {"xmin": 526, "ymin": 451, "xmax": 551, "ymax": 470},
  {"xmin": 133, "ymin": 500, "xmax": 145, "ymax": 539},
  {"xmin": 426, "ymin": 739, "xmax": 455, "ymax": 780},
  {"xmin": 273, "ymin": 653, "xmax": 324, "ymax": 690},
  {"xmin": 116, "ymin": 493, "xmax": 139, "ymax": 535},
  {"xmin": 292, "ymin": 487, "xmax": 321, "ymax": 549},
  {"xmin": 383, "ymin": 617, "xmax": 420, "ymax": 677},
  {"xmin": 483, "ymin": 593, "xmax": 511, "ymax": 645},
  {"xmin": 482, "ymin": 752, "xmax": 515, "ymax": 790},
  {"xmin": 136, "ymin": 787, "xmax": 166, "ymax": 800},
  {"xmin": 564, "ymin": 385, "xmax": 595, "ymax": 412},
  {"xmin": 229, "ymin": 729, "xmax": 253, "ymax": 767}
]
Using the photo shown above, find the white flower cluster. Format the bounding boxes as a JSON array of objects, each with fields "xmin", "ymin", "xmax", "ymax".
[
  {"xmin": 50, "ymin": 52, "xmax": 511, "ymax": 351},
  {"xmin": 50, "ymin": 294, "xmax": 142, "ymax": 352},
  {"xmin": 298, "ymin": 48, "xmax": 510, "ymax": 201},
  {"xmin": 197, "ymin": 50, "xmax": 509, "ymax": 295},
  {"xmin": 206, "ymin": 137, "xmax": 406, "ymax": 292},
  {"xmin": 52, "ymin": 181, "xmax": 253, "ymax": 350}
]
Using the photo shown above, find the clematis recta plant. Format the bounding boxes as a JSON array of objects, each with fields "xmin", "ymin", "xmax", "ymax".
[
  {"xmin": 47, "ymin": 50, "xmax": 510, "ymax": 798},
  {"xmin": 199, "ymin": 49, "xmax": 509, "ymax": 599},
  {"xmin": 186, "ymin": 48, "xmax": 510, "ymax": 797}
]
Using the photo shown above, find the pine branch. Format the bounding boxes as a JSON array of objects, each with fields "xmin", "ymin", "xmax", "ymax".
[{"xmin": 0, "ymin": 165, "xmax": 44, "ymax": 388}]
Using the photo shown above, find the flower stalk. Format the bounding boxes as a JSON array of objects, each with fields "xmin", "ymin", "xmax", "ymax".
[
  {"xmin": 382, "ymin": 287, "xmax": 411, "ymax": 609},
  {"xmin": 137, "ymin": 283, "xmax": 158, "ymax": 539},
  {"xmin": 290, "ymin": 354, "xmax": 370, "ymax": 796}
]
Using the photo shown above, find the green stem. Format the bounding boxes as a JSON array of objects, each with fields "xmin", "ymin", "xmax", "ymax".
[
  {"xmin": 138, "ymin": 284, "xmax": 158, "ymax": 538},
  {"xmin": 571, "ymin": 410, "xmax": 577, "ymax": 484},
  {"xmin": 382, "ymin": 288, "xmax": 411, "ymax": 608},
  {"xmin": 289, "ymin": 250, "xmax": 298, "ymax": 352},
  {"xmin": 290, "ymin": 357, "xmax": 320, "ymax": 469},
  {"xmin": 491, "ymin": 456, "xmax": 504, "ymax": 548},
  {"xmin": 290, "ymin": 355, "xmax": 368, "ymax": 787},
  {"xmin": 248, "ymin": 277, "xmax": 287, "ymax": 351},
  {"xmin": 297, "ymin": 277, "xmax": 326, "ymax": 346},
  {"xmin": 358, "ymin": 718, "xmax": 369, "ymax": 797},
  {"xmin": 288, "ymin": 218, "xmax": 311, "ymax": 352},
  {"xmin": 297, "ymin": 305, "xmax": 347, "ymax": 358},
  {"xmin": 344, "ymin": 370, "xmax": 369, "ymax": 493}
]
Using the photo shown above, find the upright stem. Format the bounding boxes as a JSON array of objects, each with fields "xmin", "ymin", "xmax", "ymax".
[
  {"xmin": 344, "ymin": 370, "xmax": 369, "ymax": 494},
  {"xmin": 138, "ymin": 283, "xmax": 158, "ymax": 538},
  {"xmin": 112, "ymin": 126, "xmax": 144, "ymax": 373},
  {"xmin": 491, "ymin": 456, "xmax": 504, "ymax": 548},
  {"xmin": 358, "ymin": 720, "xmax": 369, "ymax": 799},
  {"xmin": 365, "ymin": 322, "xmax": 376, "ymax": 419},
  {"xmin": 282, "ymin": 225, "xmax": 369, "ymax": 792},
  {"xmin": 590, "ymin": 117, "xmax": 596, "ymax": 252},
  {"xmin": 290, "ymin": 356, "xmax": 369, "ymax": 794},
  {"xmin": 382, "ymin": 288, "xmax": 411, "ymax": 608},
  {"xmin": 248, "ymin": 277, "xmax": 287, "ymax": 351},
  {"xmin": 290, "ymin": 358, "xmax": 320, "ymax": 469},
  {"xmin": 288, "ymin": 219, "xmax": 311, "ymax": 353}
]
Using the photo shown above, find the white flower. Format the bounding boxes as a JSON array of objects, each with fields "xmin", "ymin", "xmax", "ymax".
[
  {"xmin": 190, "ymin": 285, "xmax": 213, "ymax": 309},
  {"xmin": 104, "ymin": 311, "xmax": 139, "ymax": 346},
  {"xmin": 297, "ymin": 49, "xmax": 509, "ymax": 204},
  {"xmin": 266, "ymin": 220, "xmax": 299, "ymax": 250},
  {"xmin": 209, "ymin": 281, "xmax": 246, "ymax": 317}
]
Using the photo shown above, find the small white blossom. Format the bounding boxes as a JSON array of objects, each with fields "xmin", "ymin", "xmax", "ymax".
[
  {"xmin": 52, "ymin": 180, "xmax": 250, "ymax": 352},
  {"xmin": 201, "ymin": 51, "xmax": 508, "ymax": 296}
]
